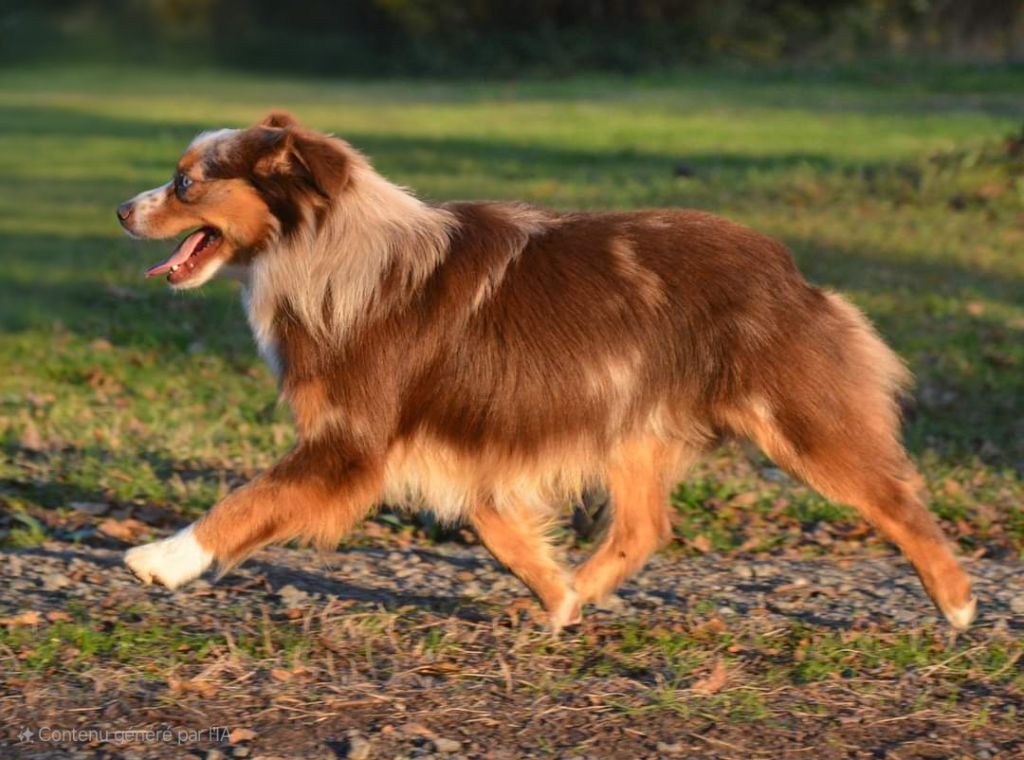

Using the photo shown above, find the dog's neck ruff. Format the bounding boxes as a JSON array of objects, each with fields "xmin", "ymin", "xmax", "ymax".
[{"xmin": 243, "ymin": 163, "xmax": 454, "ymax": 366}]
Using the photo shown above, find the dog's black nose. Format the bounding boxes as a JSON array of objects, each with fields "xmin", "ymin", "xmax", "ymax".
[{"xmin": 116, "ymin": 202, "xmax": 134, "ymax": 223}]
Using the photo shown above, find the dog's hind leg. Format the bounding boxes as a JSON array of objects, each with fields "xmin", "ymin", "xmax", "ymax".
[
  {"xmin": 126, "ymin": 434, "xmax": 384, "ymax": 588},
  {"xmin": 744, "ymin": 408, "xmax": 975, "ymax": 629},
  {"xmin": 470, "ymin": 500, "xmax": 579, "ymax": 632},
  {"xmin": 722, "ymin": 294, "xmax": 975, "ymax": 629},
  {"xmin": 572, "ymin": 440, "xmax": 690, "ymax": 607}
]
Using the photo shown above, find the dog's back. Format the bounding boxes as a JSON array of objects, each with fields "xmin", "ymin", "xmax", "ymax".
[{"xmin": 120, "ymin": 115, "xmax": 974, "ymax": 633}]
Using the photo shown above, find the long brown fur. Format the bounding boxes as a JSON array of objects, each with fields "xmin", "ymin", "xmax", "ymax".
[{"xmin": 118, "ymin": 112, "xmax": 975, "ymax": 631}]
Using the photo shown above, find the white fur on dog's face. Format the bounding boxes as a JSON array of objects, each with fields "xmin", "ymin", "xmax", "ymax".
[{"xmin": 120, "ymin": 181, "xmax": 174, "ymax": 240}]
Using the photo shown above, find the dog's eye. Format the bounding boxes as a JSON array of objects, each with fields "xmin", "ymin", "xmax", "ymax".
[{"xmin": 174, "ymin": 174, "xmax": 194, "ymax": 199}]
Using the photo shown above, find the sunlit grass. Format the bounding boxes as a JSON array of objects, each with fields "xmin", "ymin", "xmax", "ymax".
[{"xmin": 0, "ymin": 65, "xmax": 1021, "ymax": 554}]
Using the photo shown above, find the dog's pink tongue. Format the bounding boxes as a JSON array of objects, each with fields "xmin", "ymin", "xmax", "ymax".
[{"xmin": 145, "ymin": 230, "xmax": 206, "ymax": 278}]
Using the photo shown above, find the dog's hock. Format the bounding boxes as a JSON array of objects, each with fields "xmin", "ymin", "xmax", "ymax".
[{"xmin": 124, "ymin": 524, "xmax": 214, "ymax": 590}]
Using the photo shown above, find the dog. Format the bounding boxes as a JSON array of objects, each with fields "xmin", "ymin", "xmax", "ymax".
[{"xmin": 116, "ymin": 111, "xmax": 975, "ymax": 632}]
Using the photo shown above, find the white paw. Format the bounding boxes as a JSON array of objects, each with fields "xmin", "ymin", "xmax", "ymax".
[
  {"xmin": 944, "ymin": 596, "xmax": 977, "ymax": 632},
  {"xmin": 125, "ymin": 524, "xmax": 213, "ymax": 590},
  {"xmin": 549, "ymin": 589, "xmax": 582, "ymax": 634}
]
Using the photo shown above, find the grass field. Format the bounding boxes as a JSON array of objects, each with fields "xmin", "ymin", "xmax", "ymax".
[
  {"xmin": 0, "ymin": 64, "xmax": 1022, "ymax": 757},
  {"xmin": 1, "ymin": 64, "xmax": 1021, "ymax": 551}
]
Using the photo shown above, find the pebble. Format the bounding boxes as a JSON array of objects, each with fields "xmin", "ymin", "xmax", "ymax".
[
  {"xmin": 344, "ymin": 735, "xmax": 372, "ymax": 760},
  {"xmin": 655, "ymin": 742, "xmax": 684, "ymax": 755},
  {"xmin": 69, "ymin": 500, "xmax": 109, "ymax": 516},
  {"xmin": 42, "ymin": 572, "xmax": 72, "ymax": 591},
  {"xmin": 2, "ymin": 537, "xmax": 1022, "ymax": 661},
  {"xmin": 206, "ymin": 750, "xmax": 228, "ymax": 760},
  {"xmin": 276, "ymin": 584, "xmax": 309, "ymax": 607},
  {"xmin": 431, "ymin": 737, "xmax": 462, "ymax": 754},
  {"xmin": 733, "ymin": 564, "xmax": 755, "ymax": 580},
  {"xmin": 6, "ymin": 556, "xmax": 22, "ymax": 578},
  {"xmin": 594, "ymin": 594, "xmax": 628, "ymax": 613}
]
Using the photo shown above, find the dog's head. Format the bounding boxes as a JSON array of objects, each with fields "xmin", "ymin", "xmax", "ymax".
[{"xmin": 117, "ymin": 111, "xmax": 352, "ymax": 288}]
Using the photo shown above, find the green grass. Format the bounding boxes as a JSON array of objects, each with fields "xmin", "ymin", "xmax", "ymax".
[{"xmin": 0, "ymin": 64, "xmax": 1021, "ymax": 555}]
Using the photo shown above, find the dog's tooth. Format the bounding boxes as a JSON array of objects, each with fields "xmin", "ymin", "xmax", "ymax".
[{"xmin": 170, "ymin": 264, "xmax": 179, "ymax": 272}]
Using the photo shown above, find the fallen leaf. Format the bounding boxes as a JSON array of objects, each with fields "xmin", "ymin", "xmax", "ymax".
[
  {"xmin": 689, "ymin": 534, "xmax": 713, "ymax": 554},
  {"xmin": 97, "ymin": 518, "xmax": 148, "ymax": 541},
  {"xmin": 167, "ymin": 675, "xmax": 217, "ymax": 699},
  {"xmin": 270, "ymin": 668, "xmax": 293, "ymax": 682},
  {"xmin": 729, "ymin": 492, "xmax": 759, "ymax": 507},
  {"xmin": 399, "ymin": 722, "xmax": 434, "ymax": 738},
  {"xmin": 19, "ymin": 421, "xmax": 43, "ymax": 452},
  {"xmin": 416, "ymin": 662, "xmax": 462, "ymax": 677},
  {"xmin": 229, "ymin": 728, "xmax": 257, "ymax": 744},
  {"xmin": 693, "ymin": 658, "xmax": 728, "ymax": 695},
  {"xmin": 942, "ymin": 479, "xmax": 964, "ymax": 498},
  {"xmin": 0, "ymin": 611, "xmax": 42, "ymax": 627},
  {"xmin": 965, "ymin": 302, "xmax": 986, "ymax": 316},
  {"xmin": 45, "ymin": 611, "xmax": 72, "ymax": 623}
]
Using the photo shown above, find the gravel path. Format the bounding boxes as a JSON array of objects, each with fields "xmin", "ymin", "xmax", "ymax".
[
  {"xmin": 4, "ymin": 541, "xmax": 1022, "ymax": 634},
  {"xmin": 1, "ymin": 537, "xmax": 1022, "ymax": 759}
]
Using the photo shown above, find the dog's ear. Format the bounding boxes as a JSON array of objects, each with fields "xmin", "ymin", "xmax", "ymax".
[
  {"xmin": 249, "ymin": 126, "xmax": 350, "ymax": 198},
  {"xmin": 258, "ymin": 110, "xmax": 300, "ymax": 129},
  {"xmin": 288, "ymin": 132, "xmax": 351, "ymax": 198}
]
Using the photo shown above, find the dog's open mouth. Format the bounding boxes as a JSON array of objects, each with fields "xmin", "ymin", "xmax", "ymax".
[{"xmin": 145, "ymin": 226, "xmax": 223, "ymax": 285}]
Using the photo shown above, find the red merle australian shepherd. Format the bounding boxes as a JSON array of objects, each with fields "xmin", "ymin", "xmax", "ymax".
[{"xmin": 117, "ymin": 111, "xmax": 975, "ymax": 632}]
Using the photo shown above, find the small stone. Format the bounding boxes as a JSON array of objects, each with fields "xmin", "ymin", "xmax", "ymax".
[
  {"xmin": 344, "ymin": 735, "xmax": 372, "ymax": 760},
  {"xmin": 594, "ymin": 594, "xmax": 627, "ymax": 613},
  {"xmin": 42, "ymin": 572, "xmax": 72, "ymax": 591},
  {"xmin": 733, "ymin": 564, "xmax": 754, "ymax": 580},
  {"xmin": 232, "ymin": 748, "xmax": 251, "ymax": 758},
  {"xmin": 70, "ymin": 501, "xmax": 109, "ymax": 516},
  {"xmin": 276, "ymin": 584, "xmax": 308, "ymax": 608},
  {"xmin": 1008, "ymin": 596, "xmax": 1024, "ymax": 614},
  {"xmin": 431, "ymin": 737, "xmax": 461, "ymax": 754},
  {"xmin": 205, "ymin": 750, "xmax": 228, "ymax": 760},
  {"xmin": 656, "ymin": 742, "xmax": 684, "ymax": 755},
  {"xmin": 399, "ymin": 722, "xmax": 433, "ymax": 738}
]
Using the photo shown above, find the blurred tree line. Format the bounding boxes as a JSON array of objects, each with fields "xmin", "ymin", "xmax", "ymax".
[{"xmin": 2, "ymin": 0, "xmax": 1021, "ymax": 75}]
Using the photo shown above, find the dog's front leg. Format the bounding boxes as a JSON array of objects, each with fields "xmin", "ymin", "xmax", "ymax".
[{"xmin": 125, "ymin": 435, "xmax": 384, "ymax": 589}]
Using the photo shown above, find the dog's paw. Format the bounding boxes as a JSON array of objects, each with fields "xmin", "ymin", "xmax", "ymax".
[
  {"xmin": 943, "ymin": 596, "xmax": 978, "ymax": 632},
  {"xmin": 548, "ymin": 589, "xmax": 582, "ymax": 635},
  {"xmin": 125, "ymin": 525, "xmax": 213, "ymax": 590}
]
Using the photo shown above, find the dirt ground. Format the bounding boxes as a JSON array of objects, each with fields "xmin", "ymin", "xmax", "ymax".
[{"xmin": 1, "ymin": 533, "xmax": 1021, "ymax": 760}]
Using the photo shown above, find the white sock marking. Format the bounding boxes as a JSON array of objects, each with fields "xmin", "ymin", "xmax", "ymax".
[
  {"xmin": 550, "ymin": 589, "xmax": 582, "ymax": 634},
  {"xmin": 124, "ymin": 524, "xmax": 214, "ymax": 590},
  {"xmin": 945, "ymin": 596, "xmax": 977, "ymax": 631}
]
